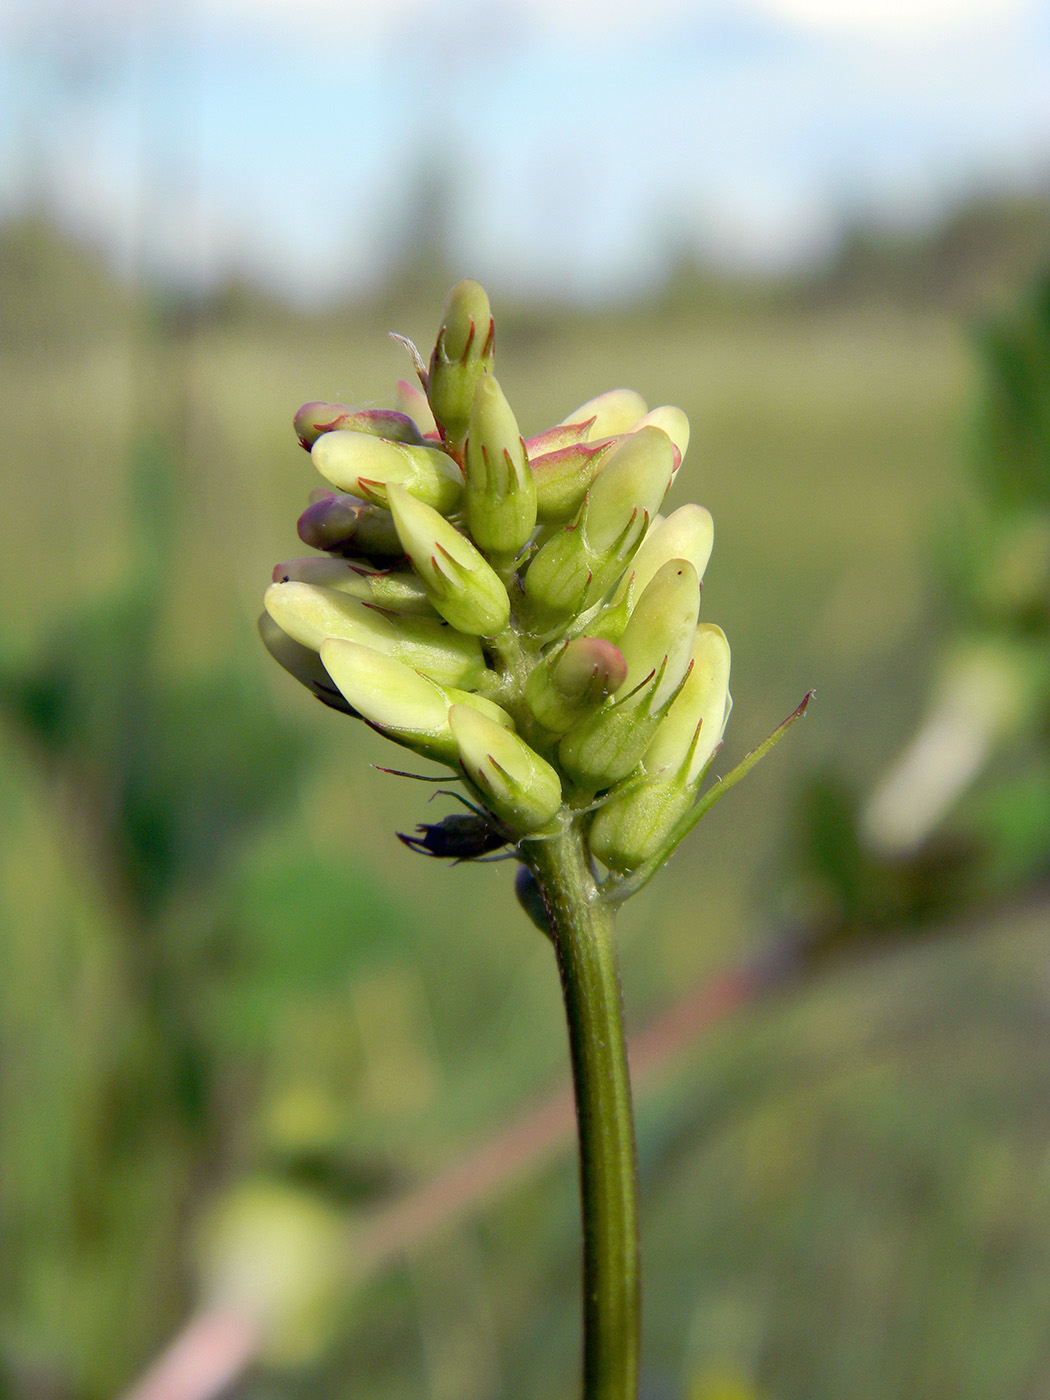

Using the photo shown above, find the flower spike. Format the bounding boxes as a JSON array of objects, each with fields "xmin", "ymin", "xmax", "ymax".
[{"xmin": 264, "ymin": 280, "xmax": 804, "ymax": 874}]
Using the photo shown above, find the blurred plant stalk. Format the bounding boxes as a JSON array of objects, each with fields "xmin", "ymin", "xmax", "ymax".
[{"xmin": 119, "ymin": 946, "xmax": 783, "ymax": 1400}]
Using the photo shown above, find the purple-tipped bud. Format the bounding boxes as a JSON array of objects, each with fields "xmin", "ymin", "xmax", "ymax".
[
  {"xmin": 294, "ymin": 402, "xmax": 426, "ymax": 451},
  {"xmin": 524, "ymin": 420, "xmax": 596, "ymax": 458},
  {"xmin": 529, "ymin": 439, "xmax": 619, "ymax": 524},
  {"xmin": 395, "ymin": 378, "xmax": 438, "ymax": 436},
  {"xmin": 558, "ymin": 388, "xmax": 647, "ymax": 439},
  {"xmin": 427, "ymin": 280, "xmax": 495, "ymax": 446},
  {"xmin": 525, "ymin": 637, "xmax": 628, "ymax": 734},
  {"xmin": 296, "ymin": 493, "xmax": 404, "ymax": 559}
]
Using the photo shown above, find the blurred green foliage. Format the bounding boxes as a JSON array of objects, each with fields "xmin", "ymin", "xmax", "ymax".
[{"xmin": 1, "ymin": 198, "xmax": 1049, "ymax": 1400}]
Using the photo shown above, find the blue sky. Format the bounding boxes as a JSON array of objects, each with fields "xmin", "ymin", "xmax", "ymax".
[{"xmin": 1, "ymin": 0, "xmax": 1048, "ymax": 301}]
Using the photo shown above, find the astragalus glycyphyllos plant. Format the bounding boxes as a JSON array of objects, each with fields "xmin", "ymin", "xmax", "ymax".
[{"xmin": 260, "ymin": 280, "xmax": 808, "ymax": 1400}]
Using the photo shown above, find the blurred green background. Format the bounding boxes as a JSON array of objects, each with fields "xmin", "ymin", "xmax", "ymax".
[{"xmin": 2, "ymin": 193, "xmax": 1050, "ymax": 1400}]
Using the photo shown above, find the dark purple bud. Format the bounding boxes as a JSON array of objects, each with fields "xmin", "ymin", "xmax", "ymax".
[
  {"xmin": 397, "ymin": 813, "xmax": 508, "ymax": 861},
  {"xmin": 514, "ymin": 864, "xmax": 552, "ymax": 936},
  {"xmin": 296, "ymin": 494, "xmax": 404, "ymax": 559},
  {"xmin": 294, "ymin": 401, "xmax": 426, "ymax": 450}
]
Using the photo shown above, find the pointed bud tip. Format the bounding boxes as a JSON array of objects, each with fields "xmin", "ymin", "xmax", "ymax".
[{"xmin": 437, "ymin": 280, "xmax": 494, "ymax": 362}]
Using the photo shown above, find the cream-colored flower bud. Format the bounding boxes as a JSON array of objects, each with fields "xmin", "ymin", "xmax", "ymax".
[
  {"xmin": 312, "ymin": 432, "xmax": 462, "ymax": 515},
  {"xmin": 386, "ymin": 483, "xmax": 511, "ymax": 637},
  {"xmin": 449, "ymin": 705, "xmax": 563, "ymax": 833},
  {"xmin": 558, "ymin": 388, "xmax": 647, "ymax": 439},
  {"xmin": 644, "ymin": 622, "xmax": 732, "ymax": 783},
  {"xmin": 272, "ymin": 557, "xmax": 434, "ymax": 615},
  {"xmin": 610, "ymin": 504, "xmax": 714, "ymax": 610},
  {"xmin": 321, "ymin": 639, "xmax": 512, "ymax": 764},
  {"xmin": 264, "ymin": 580, "xmax": 489, "ymax": 689},
  {"xmin": 631, "ymin": 406, "xmax": 689, "ymax": 466}
]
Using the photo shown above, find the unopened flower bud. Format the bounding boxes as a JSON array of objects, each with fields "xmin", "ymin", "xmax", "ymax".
[
  {"xmin": 558, "ymin": 657, "xmax": 677, "ymax": 790},
  {"xmin": 427, "ymin": 280, "xmax": 495, "ymax": 445},
  {"xmin": 264, "ymin": 580, "xmax": 490, "ymax": 689},
  {"xmin": 524, "ymin": 420, "xmax": 594, "ymax": 458},
  {"xmin": 644, "ymin": 623, "xmax": 732, "ymax": 783},
  {"xmin": 395, "ymin": 378, "xmax": 438, "ymax": 436},
  {"xmin": 296, "ymin": 493, "xmax": 404, "ymax": 558},
  {"xmin": 525, "ymin": 637, "xmax": 628, "ymax": 734},
  {"xmin": 294, "ymin": 402, "xmax": 426, "ymax": 450},
  {"xmin": 618, "ymin": 560, "xmax": 700, "ymax": 704},
  {"xmin": 387, "ymin": 483, "xmax": 511, "ymax": 637},
  {"xmin": 610, "ymin": 504, "xmax": 714, "ymax": 611},
  {"xmin": 523, "ymin": 427, "xmax": 676, "ymax": 630},
  {"xmin": 272, "ymin": 557, "xmax": 434, "ymax": 616},
  {"xmin": 312, "ymin": 432, "xmax": 462, "ymax": 515},
  {"xmin": 588, "ymin": 624, "xmax": 731, "ymax": 871},
  {"xmin": 464, "ymin": 374, "xmax": 537, "ymax": 557},
  {"xmin": 558, "ymin": 560, "xmax": 700, "ymax": 788},
  {"xmin": 585, "ymin": 428, "xmax": 677, "ymax": 553},
  {"xmin": 320, "ymin": 639, "xmax": 512, "ymax": 765},
  {"xmin": 449, "ymin": 704, "xmax": 563, "ymax": 833},
  {"xmin": 631, "ymin": 406, "xmax": 689, "ymax": 466},
  {"xmin": 529, "ymin": 439, "xmax": 618, "ymax": 524},
  {"xmin": 515, "ymin": 863, "xmax": 552, "ymax": 935},
  {"xmin": 258, "ymin": 612, "xmax": 356, "ymax": 715},
  {"xmin": 559, "ymin": 388, "xmax": 647, "ymax": 439}
]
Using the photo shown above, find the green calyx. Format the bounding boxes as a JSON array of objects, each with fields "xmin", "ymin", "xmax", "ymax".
[
  {"xmin": 427, "ymin": 279, "xmax": 495, "ymax": 447},
  {"xmin": 464, "ymin": 373, "xmax": 537, "ymax": 558}
]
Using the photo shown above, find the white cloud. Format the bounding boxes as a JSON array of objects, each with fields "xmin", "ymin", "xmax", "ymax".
[
  {"xmin": 0, "ymin": 0, "xmax": 1038, "ymax": 48},
  {"xmin": 749, "ymin": 0, "xmax": 1033, "ymax": 42}
]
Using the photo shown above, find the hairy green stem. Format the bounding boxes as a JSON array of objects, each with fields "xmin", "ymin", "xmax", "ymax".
[{"xmin": 525, "ymin": 821, "xmax": 640, "ymax": 1400}]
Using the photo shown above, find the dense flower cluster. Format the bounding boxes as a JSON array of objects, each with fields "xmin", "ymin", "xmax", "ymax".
[{"xmin": 261, "ymin": 281, "xmax": 732, "ymax": 878}]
